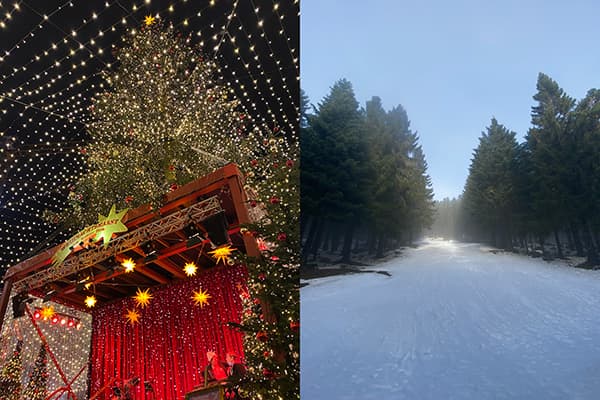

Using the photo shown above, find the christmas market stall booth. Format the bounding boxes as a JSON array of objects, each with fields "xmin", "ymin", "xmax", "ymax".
[{"xmin": 0, "ymin": 164, "xmax": 261, "ymax": 400}]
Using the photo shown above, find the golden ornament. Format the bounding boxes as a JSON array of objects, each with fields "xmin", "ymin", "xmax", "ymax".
[
  {"xmin": 208, "ymin": 245, "xmax": 234, "ymax": 265},
  {"xmin": 133, "ymin": 288, "xmax": 153, "ymax": 308},
  {"xmin": 125, "ymin": 309, "xmax": 140, "ymax": 324},
  {"xmin": 40, "ymin": 306, "xmax": 55, "ymax": 320},
  {"xmin": 85, "ymin": 295, "xmax": 97, "ymax": 308},
  {"xmin": 192, "ymin": 288, "xmax": 211, "ymax": 307},
  {"xmin": 183, "ymin": 262, "xmax": 197, "ymax": 276},
  {"xmin": 122, "ymin": 258, "xmax": 136, "ymax": 273}
]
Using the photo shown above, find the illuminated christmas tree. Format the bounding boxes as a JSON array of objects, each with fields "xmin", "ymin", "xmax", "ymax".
[
  {"xmin": 0, "ymin": 339, "xmax": 23, "ymax": 400},
  {"xmin": 58, "ymin": 20, "xmax": 243, "ymax": 227},
  {"xmin": 235, "ymin": 135, "xmax": 300, "ymax": 400},
  {"xmin": 24, "ymin": 343, "xmax": 48, "ymax": 400}
]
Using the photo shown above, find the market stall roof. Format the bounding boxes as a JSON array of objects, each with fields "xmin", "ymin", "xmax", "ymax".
[
  {"xmin": 1, "ymin": 163, "xmax": 259, "ymax": 315},
  {"xmin": 0, "ymin": 0, "xmax": 298, "ymax": 277}
]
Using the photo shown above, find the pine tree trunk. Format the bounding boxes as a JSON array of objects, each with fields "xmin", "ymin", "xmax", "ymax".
[
  {"xmin": 310, "ymin": 219, "xmax": 325, "ymax": 261},
  {"xmin": 503, "ymin": 225, "xmax": 512, "ymax": 251},
  {"xmin": 593, "ymin": 230, "xmax": 600, "ymax": 251},
  {"xmin": 300, "ymin": 214, "xmax": 309, "ymax": 244},
  {"xmin": 331, "ymin": 225, "xmax": 341, "ymax": 253},
  {"xmin": 491, "ymin": 227, "xmax": 497, "ymax": 248},
  {"xmin": 570, "ymin": 222, "xmax": 585, "ymax": 257},
  {"xmin": 367, "ymin": 230, "xmax": 377, "ymax": 255},
  {"xmin": 566, "ymin": 227, "xmax": 574, "ymax": 253},
  {"xmin": 353, "ymin": 230, "xmax": 362, "ymax": 252},
  {"xmin": 376, "ymin": 232, "xmax": 385, "ymax": 259},
  {"xmin": 340, "ymin": 223, "xmax": 355, "ymax": 263},
  {"xmin": 301, "ymin": 217, "xmax": 318, "ymax": 268},
  {"xmin": 582, "ymin": 220, "xmax": 599, "ymax": 266},
  {"xmin": 553, "ymin": 229, "xmax": 564, "ymax": 259},
  {"xmin": 321, "ymin": 226, "xmax": 330, "ymax": 252}
]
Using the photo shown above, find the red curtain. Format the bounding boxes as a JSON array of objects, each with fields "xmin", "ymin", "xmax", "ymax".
[{"xmin": 90, "ymin": 264, "xmax": 247, "ymax": 400}]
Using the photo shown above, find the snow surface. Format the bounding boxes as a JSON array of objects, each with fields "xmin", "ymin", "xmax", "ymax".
[{"xmin": 301, "ymin": 239, "xmax": 600, "ymax": 400}]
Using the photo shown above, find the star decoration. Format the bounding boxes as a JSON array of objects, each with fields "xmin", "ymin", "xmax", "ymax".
[
  {"xmin": 133, "ymin": 288, "xmax": 153, "ymax": 308},
  {"xmin": 95, "ymin": 205, "xmax": 129, "ymax": 247},
  {"xmin": 85, "ymin": 295, "xmax": 97, "ymax": 308},
  {"xmin": 208, "ymin": 245, "xmax": 234, "ymax": 265},
  {"xmin": 121, "ymin": 258, "xmax": 136, "ymax": 273},
  {"xmin": 144, "ymin": 15, "xmax": 156, "ymax": 26},
  {"xmin": 125, "ymin": 309, "xmax": 140, "ymax": 325},
  {"xmin": 192, "ymin": 288, "xmax": 211, "ymax": 307},
  {"xmin": 40, "ymin": 306, "xmax": 55, "ymax": 320},
  {"xmin": 183, "ymin": 262, "xmax": 197, "ymax": 276}
]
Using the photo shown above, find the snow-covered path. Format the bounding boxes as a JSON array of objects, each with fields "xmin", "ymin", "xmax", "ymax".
[{"xmin": 301, "ymin": 239, "xmax": 600, "ymax": 399}]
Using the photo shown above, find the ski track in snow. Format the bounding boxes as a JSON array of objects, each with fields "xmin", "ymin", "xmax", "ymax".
[{"xmin": 301, "ymin": 239, "xmax": 600, "ymax": 400}]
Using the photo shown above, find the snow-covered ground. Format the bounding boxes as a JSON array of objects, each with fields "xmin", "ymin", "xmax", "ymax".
[{"xmin": 301, "ymin": 239, "xmax": 600, "ymax": 400}]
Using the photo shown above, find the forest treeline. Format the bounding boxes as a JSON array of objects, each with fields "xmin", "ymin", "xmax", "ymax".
[
  {"xmin": 301, "ymin": 79, "xmax": 434, "ymax": 269},
  {"xmin": 431, "ymin": 73, "xmax": 600, "ymax": 267}
]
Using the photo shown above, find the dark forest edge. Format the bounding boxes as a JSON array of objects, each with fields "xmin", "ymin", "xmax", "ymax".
[
  {"xmin": 431, "ymin": 73, "xmax": 600, "ymax": 269},
  {"xmin": 300, "ymin": 79, "xmax": 435, "ymax": 274}
]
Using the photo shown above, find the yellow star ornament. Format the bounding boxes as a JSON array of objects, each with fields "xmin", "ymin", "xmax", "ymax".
[
  {"xmin": 208, "ymin": 245, "xmax": 234, "ymax": 265},
  {"xmin": 40, "ymin": 306, "xmax": 55, "ymax": 320},
  {"xmin": 122, "ymin": 258, "xmax": 136, "ymax": 273},
  {"xmin": 144, "ymin": 15, "xmax": 156, "ymax": 26},
  {"xmin": 183, "ymin": 262, "xmax": 197, "ymax": 276},
  {"xmin": 85, "ymin": 295, "xmax": 97, "ymax": 308},
  {"xmin": 133, "ymin": 288, "xmax": 153, "ymax": 308},
  {"xmin": 95, "ymin": 205, "xmax": 128, "ymax": 247},
  {"xmin": 125, "ymin": 309, "xmax": 140, "ymax": 325},
  {"xmin": 192, "ymin": 289, "xmax": 211, "ymax": 308}
]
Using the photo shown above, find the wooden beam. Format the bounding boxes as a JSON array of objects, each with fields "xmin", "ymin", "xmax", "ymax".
[
  {"xmin": 114, "ymin": 256, "xmax": 170, "ymax": 285},
  {"xmin": 0, "ymin": 278, "xmax": 13, "ymax": 333},
  {"xmin": 131, "ymin": 246, "xmax": 186, "ymax": 279},
  {"xmin": 227, "ymin": 175, "xmax": 260, "ymax": 257}
]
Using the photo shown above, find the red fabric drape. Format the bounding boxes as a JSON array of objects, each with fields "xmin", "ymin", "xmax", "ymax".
[{"xmin": 90, "ymin": 265, "xmax": 247, "ymax": 400}]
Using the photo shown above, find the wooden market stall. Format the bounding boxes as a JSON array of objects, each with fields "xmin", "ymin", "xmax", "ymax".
[{"xmin": 0, "ymin": 163, "xmax": 260, "ymax": 399}]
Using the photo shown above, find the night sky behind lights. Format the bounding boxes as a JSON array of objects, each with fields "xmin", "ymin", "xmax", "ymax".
[{"xmin": 0, "ymin": 0, "xmax": 299, "ymax": 278}]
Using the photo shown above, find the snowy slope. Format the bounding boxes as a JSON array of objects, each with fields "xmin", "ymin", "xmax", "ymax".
[{"xmin": 301, "ymin": 239, "xmax": 600, "ymax": 400}]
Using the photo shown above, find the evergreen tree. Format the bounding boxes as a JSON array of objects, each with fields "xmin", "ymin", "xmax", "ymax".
[
  {"xmin": 526, "ymin": 73, "xmax": 575, "ymax": 256},
  {"xmin": 301, "ymin": 79, "xmax": 370, "ymax": 263},
  {"xmin": 463, "ymin": 118, "xmax": 519, "ymax": 249},
  {"xmin": 302, "ymin": 82, "xmax": 436, "ymax": 265},
  {"xmin": 300, "ymin": 89, "xmax": 312, "ymax": 129},
  {"xmin": 365, "ymin": 96, "xmax": 402, "ymax": 255},
  {"xmin": 24, "ymin": 343, "xmax": 48, "ymax": 400},
  {"xmin": 404, "ymin": 142, "xmax": 435, "ymax": 241},
  {"xmin": 568, "ymin": 89, "xmax": 600, "ymax": 264},
  {"xmin": 56, "ymin": 21, "xmax": 242, "ymax": 227},
  {"xmin": 459, "ymin": 73, "xmax": 599, "ymax": 264},
  {"xmin": 237, "ymin": 134, "xmax": 299, "ymax": 400},
  {"xmin": 511, "ymin": 142, "xmax": 539, "ymax": 252},
  {"xmin": 0, "ymin": 339, "xmax": 23, "ymax": 400}
]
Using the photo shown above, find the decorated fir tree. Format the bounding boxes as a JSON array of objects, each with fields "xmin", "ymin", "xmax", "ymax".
[
  {"xmin": 59, "ymin": 20, "xmax": 243, "ymax": 227},
  {"xmin": 0, "ymin": 339, "xmax": 23, "ymax": 400},
  {"xmin": 24, "ymin": 343, "xmax": 48, "ymax": 400},
  {"xmin": 234, "ymin": 134, "xmax": 299, "ymax": 400}
]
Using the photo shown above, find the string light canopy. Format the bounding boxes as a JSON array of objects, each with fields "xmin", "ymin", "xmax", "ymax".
[{"xmin": 0, "ymin": 0, "xmax": 299, "ymax": 280}]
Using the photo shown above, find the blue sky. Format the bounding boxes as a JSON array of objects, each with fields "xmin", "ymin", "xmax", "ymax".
[{"xmin": 301, "ymin": 0, "xmax": 600, "ymax": 200}]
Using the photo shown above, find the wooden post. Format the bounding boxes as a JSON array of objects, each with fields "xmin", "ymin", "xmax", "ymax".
[
  {"xmin": 0, "ymin": 278, "xmax": 13, "ymax": 333},
  {"xmin": 227, "ymin": 174, "xmax": 260, "ymax": 258}
]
